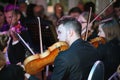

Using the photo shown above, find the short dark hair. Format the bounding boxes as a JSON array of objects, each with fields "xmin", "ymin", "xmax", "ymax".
[
  {"xmin": 57, "ymin": 16, "xmax": 82, "ymax": 36},
  {"xmin": 68, "ymin": 7, "xmax": 82, "ymax": 15},
  {"xmin": 84, "ymin": 1, "xmax": 95, "ymax": 13}
]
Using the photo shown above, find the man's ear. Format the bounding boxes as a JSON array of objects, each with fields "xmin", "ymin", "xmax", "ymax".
[{"xmin": 68, "ymin": 29, "xmax": 74, "ymax": 37}]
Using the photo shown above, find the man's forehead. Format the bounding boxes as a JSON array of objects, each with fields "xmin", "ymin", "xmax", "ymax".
[
  {"xmin": 5, "ymin": 11, "xmax": 17, "ymax": 16},
  {"xmin": 5, "ymin": 11, "xmax": 13, "ymax": 15},
  {"xmin": 58, "ymin": 24, "xmax": 64, "ymax": 29}
]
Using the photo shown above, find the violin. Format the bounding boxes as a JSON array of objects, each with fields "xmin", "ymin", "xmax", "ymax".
[
  {"xmin": 0, "ymin": 22, "xmax": 23, "ymax": 53},
  {"xmin": 13, "ymin": 22, "xmax": 22, "ymax": 33},
  {"xmin": 23, "ymin": 41, "xmax": 69, "ymax": 75},
  {"xmin": 10, "ymin": 21, "xmax": 24, "ymax": 34},
  {"xmin": 89, "ymin": 37, "xmax": 106, "ymax": 48}
]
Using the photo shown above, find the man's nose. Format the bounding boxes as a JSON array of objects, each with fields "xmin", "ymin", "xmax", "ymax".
[{"xmin": 98, "ymin": 32, "xmax": 100, "ymax": 36}]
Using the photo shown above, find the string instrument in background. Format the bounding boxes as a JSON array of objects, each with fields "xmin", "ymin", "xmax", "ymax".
[
  {"xmin": 89, "ymin": 37, "xmax": 106, "ymax": 48},
  {"xmin": 88, "ymin": 17, "xmax": 114, "ymax": 48},
  {"xmin": 82, "ymin": 0, "xmax": 116, "ymax": 41}
]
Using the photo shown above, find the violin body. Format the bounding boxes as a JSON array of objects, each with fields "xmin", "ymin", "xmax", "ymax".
[
  {"xmin": 24, "ymin": 41, "xmax": 69, "ymax": 75},
  {"xmin": 89, "ymin": 37, "xmax": 106, "ymax": 48}
]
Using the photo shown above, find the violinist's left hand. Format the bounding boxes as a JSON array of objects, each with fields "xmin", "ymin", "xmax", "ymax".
[{"xmin": 9, "ymin": 27, "xmax": 19, "ymax": 41}]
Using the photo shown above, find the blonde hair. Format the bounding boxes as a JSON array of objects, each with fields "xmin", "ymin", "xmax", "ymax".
[
  {"xmin": 0, "ymin": 52, "xmax": 6, "ymax": 68},
  {"xmin": 101, "ymin": 19, "xmax": 120, "ymax": 41}
]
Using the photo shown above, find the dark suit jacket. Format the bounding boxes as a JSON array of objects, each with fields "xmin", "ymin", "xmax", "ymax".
[
  {"xmin": 0, "ymin": 64, "xmax": 39, "ymax": 80},
  {"xmin": 28, "ymin": 75, "xmax": 39, "ymax": 80},
  {"xmin": 51, "ymin": 39, "xmax": 99, "ymax": 80},
  {"xmin": 0, "ymin": 64, "xmax": 25, "ymax": 80}
]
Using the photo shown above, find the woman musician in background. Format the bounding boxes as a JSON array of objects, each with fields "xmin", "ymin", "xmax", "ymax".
[
  {"xmin": 95, "ymin": 18, "xmax": 120, "ymax": 79},
  {"xmin": 89, "ymin": 15, "xmax": 120, "ymax": 48}
]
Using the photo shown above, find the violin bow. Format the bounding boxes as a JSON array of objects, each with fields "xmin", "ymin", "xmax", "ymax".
[
  {"xmin": 84, "ymin": 7, "xmax": 92, "ymax": 41},
  {"xmin": 84, "ymin": 0, "xmax": 116, "ymax": 41},
  {"xmin": 37, "ymin": 17, "xmax": 43, "ymax": 53},
  {"xmin": 37, "ymin": 17, "xmax": 50, "ymax": 77},
  {"xmin": 10, "ymin": 0, "xmax": 35, "ymax": 55},
  {"xmin": 37, "ymin": 17, "xmax": 49, "ymax": 79},
  {"xmin": 16, "ymin": 33, "xmax": 35, "ymax": 54},
  {"xmin": 90, "ymin": 0, "xmax": 116, "ymax": 24}
]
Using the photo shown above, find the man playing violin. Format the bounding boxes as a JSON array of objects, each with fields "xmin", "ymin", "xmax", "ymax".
[
  {"xmin": 4, "ymin": 4, "xmax": 31, "ymax": 64},
  {"xmin": 51, "ymin": 16, "xmax": 99, "ymax": 80}
]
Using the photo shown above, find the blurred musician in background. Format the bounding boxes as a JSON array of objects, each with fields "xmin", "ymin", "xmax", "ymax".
[
  {"xmin": 49, "ymin": 3, "xmax": 64, "ymax": 27},
  {"xmin": 0, "ymin": 5, "xmax": 9, "ymax": 32},
  {"xmin": 0, "ymin": 5, "xmax": 9, "ymax": 52},
  {"xmin": 24, "ymin": 4, "xmax": 57, "ymax": 53},
  {"xmin": 97, "ymin": 18, "xmax": 120, "ymax": 79},
  {"xmin": 4, "ymin": 4, "xmax": 31, "ymax": 64},
  {"xmin": 68, "ymin": 7, "xmax": 82, "ymax": 18},
  {"xmin": 0, "ymin": 51, "xmax": 39, "ymax": 80}
]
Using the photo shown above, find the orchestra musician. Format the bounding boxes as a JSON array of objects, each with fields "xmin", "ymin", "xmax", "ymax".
[
  {"xmin": 4, "ymin": 4, "xmax": 31, "ymax": 64},
  {"xmin": 96, "ymin": 18, "xmax": 120, "ymax": 79},
  {"xmin": 0, "ymin": 51, "xmax": 39, "ymax": 80},
  {"xmin": 51, "ymin": 16, "xmax": 99, "ymax": 80},
  {"xmin": 77, "ymin": 12, "xmax": 97, "ymax": 41},
  {"xmin": 0, "ymin": 5, "xmax": 9, "ymax": 52}
]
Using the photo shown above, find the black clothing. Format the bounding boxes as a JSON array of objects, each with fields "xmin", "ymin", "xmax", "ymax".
[
  {"xmin": 23, "ymin": 17, "xmax": 57, "ymax": 52},
  {"xmin": 7, "ymin": 26, "xmax": 31, "ymax": 64},
  {"xmin": 0, "ymin": 64, "xmax": 24, "ymax": 80},
  {"xmin": 0, "ymin": 64, "xmax": 39, "ymax": 80},
  {"xmin": 51, "ymin": 39, "xmax": 99, "ymax": 80},
  {"xmin": 97, "ymin": 38, "xmax": 120, "ymax": 79}
]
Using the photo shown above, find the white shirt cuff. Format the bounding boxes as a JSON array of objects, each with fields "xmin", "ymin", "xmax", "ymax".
[
  {"xmin": 12, "ymin": 40, "xmax": 19, "ymax": 45},
  {"xmin": 25, "ymin": 73, "xmax": 30, "ymax": 79}
]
